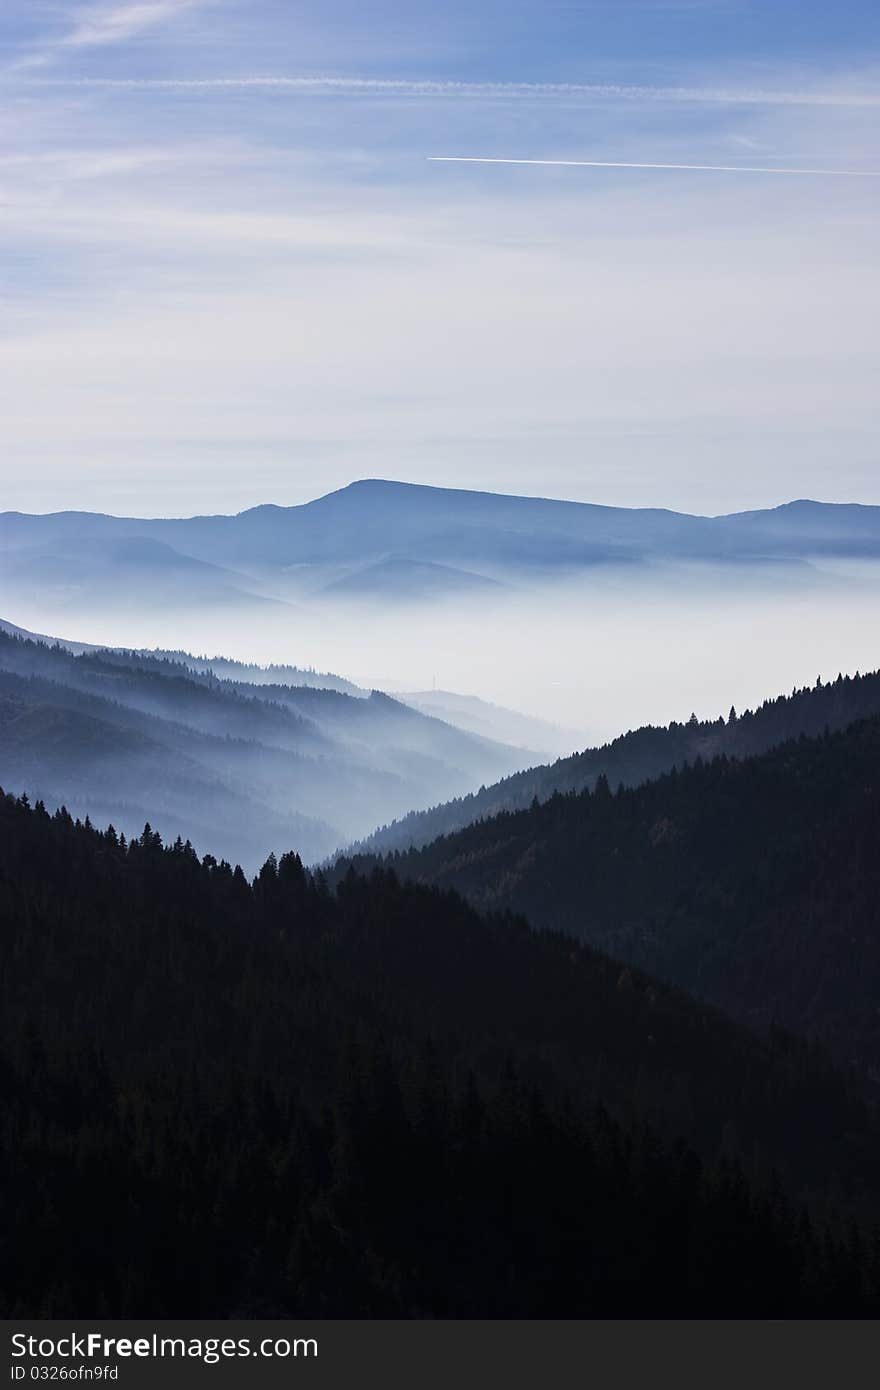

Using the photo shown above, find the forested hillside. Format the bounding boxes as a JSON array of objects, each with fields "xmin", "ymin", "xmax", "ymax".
[
  {"xmin": 0, "ymin": 629, "xmax": 530, "ymax": 867},
  {"xmin": 361, "ymin": 669, "xmax": 880, "ymax": 853},
  {"xmin": 344, "ymin": 715, "xmax": 880, "ymax": 1076},
  {"xmin": 2, "ymin": 791, "xmax": 878, "ymax": 1316}
]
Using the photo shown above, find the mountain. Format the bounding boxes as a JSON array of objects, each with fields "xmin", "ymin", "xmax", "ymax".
[
  {"xmin": 315, "ymin": 556, "xmax": 507, "ymax": 602},
  {"xmin": 0, "ymin": 619, "xmax": 362, "ymax": 694},
  {"xmin": 397, "ymin": 689, "xmax": 584, "ymax": 756},
  {"xmin": 0, "ymin": 627, "xmax": 533, "ymax": 868},
  {"xmin": 0, "ymin": 535, "xmax": 283, "ymax": 614},
  {"xmin": 358, "ymin": 668, "xmax": 880, "ymax": 853},
  {"xmin": 3, "ymin": 789, "xmax": 879, "ymax": 1316},
  {"xmin": 148, "ymin": 650, "xmax": 363, "ymax": 695},
  {"xmin": 3, "ymin": 482, "xmax": 880, "ymax": 616},
  {"xmin": 341, "ymin": 712, "xmax": 880, "ymax": 1079},
  {"xmin": 722, "ymin": 499, "xmax": 880, "ymax": 557}
]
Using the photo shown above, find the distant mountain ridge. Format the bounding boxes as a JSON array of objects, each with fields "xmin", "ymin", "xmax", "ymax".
[
  {"xmin": 6, "ymin": 482, "xmax": 880, "ymax": 561},
  {"xmin": 3, "ymin": 481, "xmax": 880, "ymax": 613},
  {"xmin": 397, "ymin": 688, "xmax": 584, "ymax": 757},
  {"xmin": 0, "ymin": 617, "xmax": 572, "ymax": 755}
]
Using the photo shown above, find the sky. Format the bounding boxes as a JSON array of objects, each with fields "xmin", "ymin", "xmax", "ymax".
[{"xmin": 1, "ymin": 0, "xmax": 879, "ymax": 517}]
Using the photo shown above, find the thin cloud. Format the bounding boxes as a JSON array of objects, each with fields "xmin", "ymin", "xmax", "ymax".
[
  {"xmin": 63, "ymin": 1, "xmax": 205, "ymax": 48},
  {"xmin": 27, "ymin": 74, "xmax": 880, "ymax": 110},
  {"xmin": 3, "ymin": 0, "xmax": 207, "ymax": 74}
]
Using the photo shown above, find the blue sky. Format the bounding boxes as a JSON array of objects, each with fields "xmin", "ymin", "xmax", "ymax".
[{"xmin": 1, "ymin": 0, "xmax": 878, "ymax": 514}]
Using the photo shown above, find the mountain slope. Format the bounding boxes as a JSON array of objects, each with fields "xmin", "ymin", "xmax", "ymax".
[
  {"xmin": 150, "ymin": 648, "xmax": 362, "ymax": 695},
  {"xmin": 315, "ymin": 555, "xmax": 507, "ymax": 601},
  {"xmin": 342, "ymin": 714, "xmax": 880, "ymax": 1077},
  {"xmin": 359, "ymin": 669, "xmax": 880, "ymax": 853},
  {"xmin": 0, "ymin": 536, "xmax": 283, "ymax": 613},
  {"xmin": 0, "ymin": 620, "xmax": 362, "ymax": 695},
  {"xmin": 0, "ymin": 628, "xmax": 532, "ymax": 866},
  {"xmin": 2, "ymin": 791, "xmax": 879, "ymax": 1316},
  {"xmin": 397, "ymin": 689, "xmax": 582, "ymax": 756},
  {"xmin": 0, "ymin": 673, "xmax": 339, "ymax": 866}
]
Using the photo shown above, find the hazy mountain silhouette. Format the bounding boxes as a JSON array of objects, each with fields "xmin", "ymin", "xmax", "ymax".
[
  {"xmin": 0, "ymin": 618, "xmax": 362, "ymax": 694},
  {"xmin": 397, "ymin": 688, "xmax": 585, "ymax": 756},
  {"xmin": 3, "ymin": 482, "xmax": 880, "ymax": 613},
  {"xmin": 0, "ymin": 536, "xmax": 283, "ymax": 614},
  {"xmin": 315, "ymin": 556, "xmax": 507, "ymax": 602},
  {"xmin": 0, "ymin": 626, "xmax": 533, "ymax": 868}
]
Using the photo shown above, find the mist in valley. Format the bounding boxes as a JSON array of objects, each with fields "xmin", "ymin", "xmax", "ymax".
[
  {"xmin": 7, "ymin": 559, "xmax": 880, "ymax": 747},
  {"xmin": 5, "ymin": 480, "xmax": 880, "ymax": 873}
]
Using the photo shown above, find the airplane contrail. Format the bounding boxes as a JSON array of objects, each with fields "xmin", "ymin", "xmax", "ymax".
[
  {"xmin": 23, "ymin": 76, "xmax": 880, "ymax": 110},
  {"xmin": 428, "ymin": 156, "xmax": 880, "ymax": 178}
]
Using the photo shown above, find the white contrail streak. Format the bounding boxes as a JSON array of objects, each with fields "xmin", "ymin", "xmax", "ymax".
[
  {"xmin": 18, "ymin": 74, "xmax": 880, "ymax": 110},
  {"xmin": 427, "ymin": 156, "xmax": 880, "ymax": 178}
]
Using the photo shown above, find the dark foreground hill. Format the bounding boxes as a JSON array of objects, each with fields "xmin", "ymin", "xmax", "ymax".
[
  {"xmin": 343, "ymin": 714, "xmax": 880, "ymax": 1078},
  {"xmin": 360, "ymin": 668, "xmax": 880, "ymax": 853},
  {"xmin": 2, "ymin": 792, "xmax": 880, "ymax": 1316}
]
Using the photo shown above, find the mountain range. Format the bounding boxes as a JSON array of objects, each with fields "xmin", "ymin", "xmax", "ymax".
[
  {"xmin": 3, "ymin": 481, "xmax": 880, "ymax": 617},
  {"xmin": 0, "ymin": 623, "xmax": 534, "ymax": 868},
  {"xmin": 5, "ymin": 480, "xmax": 880, "ymax": 1314}
]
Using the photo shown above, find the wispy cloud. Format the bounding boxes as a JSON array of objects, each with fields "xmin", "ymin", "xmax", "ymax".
[
  {"xmin": 61, "ymin": 1, "xmax": 205, "ymax": 49},
  {"xmin": 4, "ymin": 0, "xmax": 207, "ymax": 74},
  {"xmin": 25, "ymin": 73, "xmax": 880, "ymax": 110}
]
